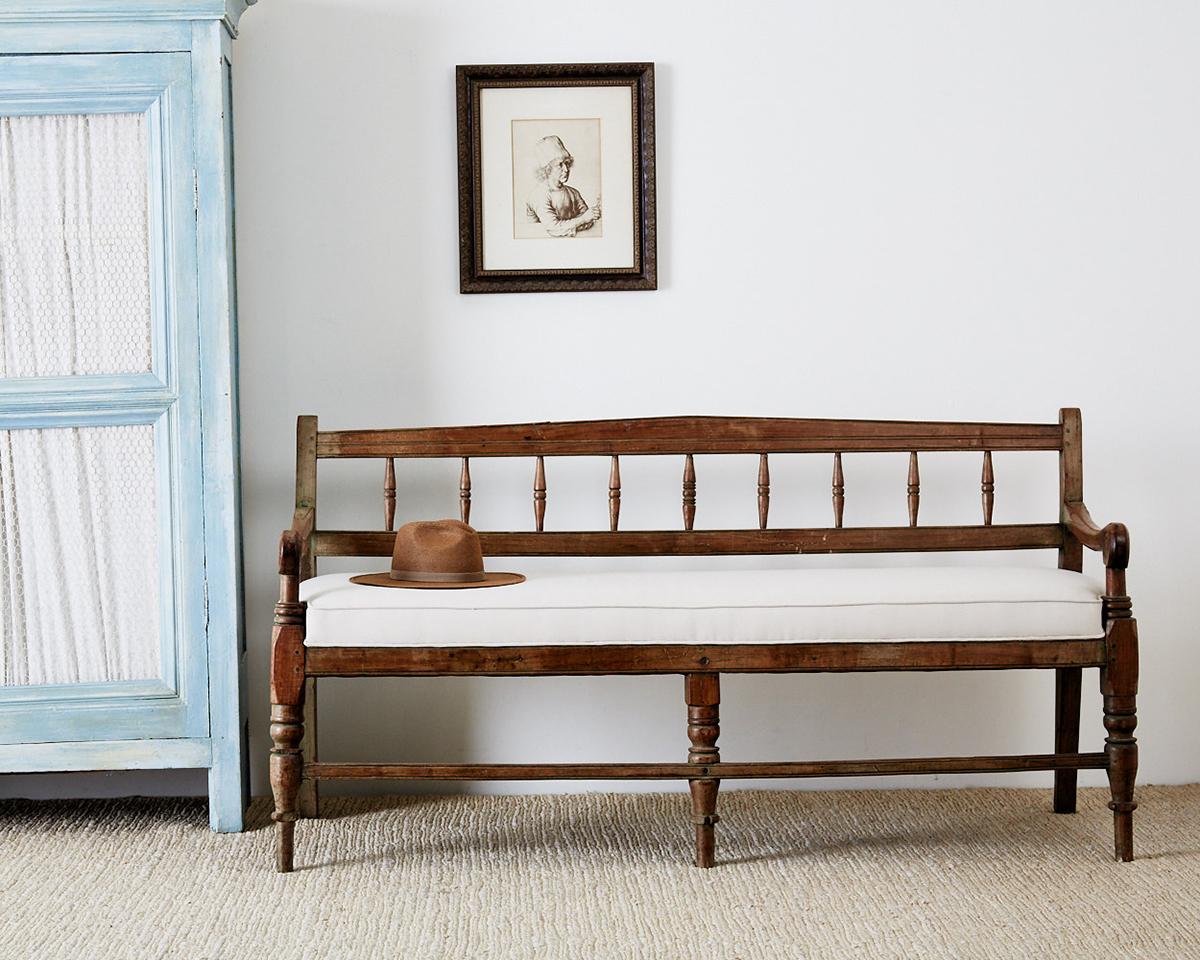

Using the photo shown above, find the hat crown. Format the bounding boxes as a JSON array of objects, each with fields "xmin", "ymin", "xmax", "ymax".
[
  {"xmin": 533, "ymin": 135, "xmax": 571, "ymax": 168},
  {"xmin": 390, "ymin": 519, "xmax": 485, "ymax": 583}
]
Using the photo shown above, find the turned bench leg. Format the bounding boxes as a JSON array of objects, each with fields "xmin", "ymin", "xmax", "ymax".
[
  {"xmin": 297, "ymin": 677, "xmax": 320, "ymax": 819},
  {"xmin": 685, "ymin": 672, "xmax": 721, "ymax": 868},
  {"xmin": 269, "ymin": 544, "xmax": 307, "ymax": 874},
  {"xmin": 270, "ymin": 702, "xmax": 304, "ymax": 872},
  {"xmin": 1053, "ymin": 666, "xmax": 1082, "ymax": 813},
  {"xmin": 1102, "ymin": 617, "xmax": 1138, "ymax": 862}
]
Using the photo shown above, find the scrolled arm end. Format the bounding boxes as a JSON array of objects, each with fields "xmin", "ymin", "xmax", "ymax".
[
  {"xmin": 1102, "ymin": 521, "xmax": 1130, "ymax": 571},
  {"xmin": 1063, "ymin": 501, "xmax": 1130, "ymax": 570},
  {"xmin": 278, "ymin": 529, "xmax": 301, "ymax": 577}
]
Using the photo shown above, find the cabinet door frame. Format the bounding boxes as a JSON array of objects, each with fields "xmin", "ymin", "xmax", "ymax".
[{"xmin": 0, "ymin": 52, "xmax": 208, "ymax": 744}]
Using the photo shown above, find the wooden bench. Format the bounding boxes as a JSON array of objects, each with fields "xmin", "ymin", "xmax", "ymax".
[{"xmin": 268, "ymin": 410, "xmax": 1138, "ymax": 872}]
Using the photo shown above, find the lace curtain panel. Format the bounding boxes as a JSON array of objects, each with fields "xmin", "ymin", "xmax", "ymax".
[
  {"xmin": 0, "ymin": 112, "xmax": 153, "ymax": 377},
  {"xmin": 0, "ymin": 113, "xmax": 161, "ymax": 686}
]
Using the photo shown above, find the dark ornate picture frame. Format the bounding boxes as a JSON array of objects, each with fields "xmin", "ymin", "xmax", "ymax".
[{"xmin": 456, "ymin": 62, "xmax": 657, "ymax": 294}]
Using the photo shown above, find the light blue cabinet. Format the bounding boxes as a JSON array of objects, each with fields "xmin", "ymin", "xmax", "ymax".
[{"xmin": 0, "ymin": 1, "xmax": 254, "ymax": 831}]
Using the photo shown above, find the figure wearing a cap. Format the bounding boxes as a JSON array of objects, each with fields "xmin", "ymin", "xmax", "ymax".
[{"xmin": 524, "ymin": 135, "xmax": 601, "ymax": 238}]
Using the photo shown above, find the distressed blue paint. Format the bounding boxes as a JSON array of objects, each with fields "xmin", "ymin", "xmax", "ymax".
[
  {"xmin": 0, "ymin": 371, "xmax": 171, "ymax": 399},
  {"xmin": 0, "ymin": 697, "xmax": 190, "ymax": 745},
  {"xmin": 0, "ymin": 738, "xmax": 211, "ymax": 773},
  {"xmin": 0, "ymin": 405, "xmax": 171, "ymax": 429},
  {"xmin": 0, "ymin": 2, "xmax": 252, "ymax": 831},
  {"xmin": 153, "ymin": 412, "xmax": 186, "ymax": 722},
  {"xmin": 0, "ymin": 1, "xmax": 256, "ymax": 37},
  {"xmin": 192, "ymin": 20, "xmax": 247, "ymax": 833},
  {"xmin": 0, "ymin": 21, "xmax": 191, "ymax": 54},
  {"xmin": 0, "ymin": 372, "xmax": 175, "ymax": 428},
  {"xmin": 0, "ymin": 51, "xmax": 207, "ymax": 750},
  {"xmin": 0, "ymin": 53, "xmax": 186, "ymax": 112},
  {"xmin": 0, "ymin": 92, "xmax": 162, "ymax": 116},
  {"xmin": 154, "ymin": 45, "xmax": 212, "ymax": 752},
  {"xmin": 0, "ymin": 678, "xmax": 175, "ymax": 705}
]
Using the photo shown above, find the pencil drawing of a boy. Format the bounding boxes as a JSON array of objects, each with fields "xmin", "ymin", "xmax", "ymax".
[{"xmin": 524, "ymin": 135, "xmax": 602, "ymax": 238}]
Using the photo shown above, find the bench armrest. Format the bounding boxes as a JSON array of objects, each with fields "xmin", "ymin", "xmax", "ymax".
[
  {"xmin": 1063, "ymin": 501, "xmax": 1129, "ymax": 570},
  {"xmin": 289, "ymin": 506, "xmax": 314, "ymax": 553},
  {"xmin": 277, "ymin": 507, "xmax": 315, "ymax": 605}
]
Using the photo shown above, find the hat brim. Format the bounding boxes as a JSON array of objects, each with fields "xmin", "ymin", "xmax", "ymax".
[{"xmin": 349, "ymin": 571, "xmax": 525, "ymax": 589}]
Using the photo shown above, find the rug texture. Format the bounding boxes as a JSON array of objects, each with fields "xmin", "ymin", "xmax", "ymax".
[{"xmin": 1, "ymin": 785, "xmax": 1198, "ymax": 960}]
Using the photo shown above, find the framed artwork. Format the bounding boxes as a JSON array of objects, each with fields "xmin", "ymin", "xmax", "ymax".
[{"xmin": 456, "ymin": 62, "xmax": 657, "ymax": 293}]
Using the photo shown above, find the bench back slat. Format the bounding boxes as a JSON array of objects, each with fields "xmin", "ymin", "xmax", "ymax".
[{"xmin": 298, "ymin": 413, "xmax": 1077, "ymax": 563}]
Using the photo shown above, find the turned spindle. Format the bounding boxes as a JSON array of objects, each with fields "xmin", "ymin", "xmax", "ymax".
[
  {"xmin": 682, "ymin": 454, "xmax": 697, "ymax": 530},
  {"xmin": 383, "ymin": 458, "xmax": 396, "ymax": 531},
  {"xmin": 459, "ymin": 457, "xmax": 471, "ymax": 525},
  {"xmin": 981, "ymin": 450, "xmax": 994, "ymax": 526},
  {"xmin": 757, "ymin": 454, "xmax": 770, "ymax": 530},
  {"xmin": 832, "ymin": 453, "xmax": 845, "ymax": 529},
  {"xmin": 534, "ymin": 456, "xmax": 547, "ymax": 532},
  {"xmin": 609, "ymin": 455, "xmax": 621, "ymax": 532},
  {"xmin": 907, "ymin": 452, "xmax": 920, "ymax": 527}
]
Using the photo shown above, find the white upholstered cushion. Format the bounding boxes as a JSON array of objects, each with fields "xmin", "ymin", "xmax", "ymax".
[{"xmin": 300, "ymin": 566, "xmax": 1104, "ymax": 648}]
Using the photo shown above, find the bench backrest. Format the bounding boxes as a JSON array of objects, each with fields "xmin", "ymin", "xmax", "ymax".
[{"xmin": 294, "ymin": 410, "xmax": 1085, "ymax": 577}]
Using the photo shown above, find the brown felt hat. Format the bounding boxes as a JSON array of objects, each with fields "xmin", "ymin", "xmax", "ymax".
[{"xmin": 350, "ymin": 519, "xmax": 524, "ymax": 589}]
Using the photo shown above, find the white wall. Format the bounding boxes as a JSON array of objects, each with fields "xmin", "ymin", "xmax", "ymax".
[
  {"xmin": 20, "ymin": 0, "xmax": 1198, "ymax": 801},
  {"xmin": 225, "ymin": 0, "xmax": 1200, "ymax": 798}
]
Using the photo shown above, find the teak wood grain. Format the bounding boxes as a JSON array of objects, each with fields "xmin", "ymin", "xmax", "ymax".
[{"xmin": 270, "ymin": 410, "xmax": 1138, "ymax": 873}]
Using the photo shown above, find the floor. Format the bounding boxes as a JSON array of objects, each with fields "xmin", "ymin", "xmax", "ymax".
[{"xmin": 2, "ymin": 785, "xmax": 1198, "ymax": 959}]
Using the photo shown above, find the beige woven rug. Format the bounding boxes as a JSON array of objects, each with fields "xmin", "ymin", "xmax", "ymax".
[{"xmin": 2, "ymin": 786, "xmax": 1198, "ymax": 959}]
